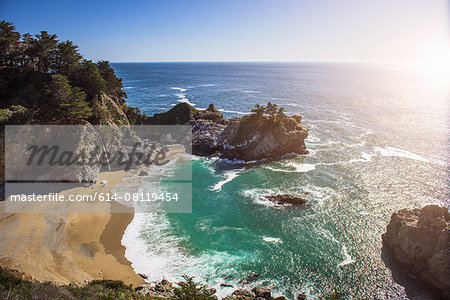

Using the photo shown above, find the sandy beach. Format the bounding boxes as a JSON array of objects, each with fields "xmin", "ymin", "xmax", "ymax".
[
  {"xmin": 0, "ymin": 170, "xmax": 144, "ymax": 286},
  {"xmin": 0, "ymin": 145, "xmax": 186, "ymax": 286}
]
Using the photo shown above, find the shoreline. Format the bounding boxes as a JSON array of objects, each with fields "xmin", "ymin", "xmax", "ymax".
[
  {"xmin": 0, "ymin": 170, "xmax": 144, "ymax": 286},
  {"xmin": 0, "ymin": 145, "xmax": 186, "ymax": 287}
]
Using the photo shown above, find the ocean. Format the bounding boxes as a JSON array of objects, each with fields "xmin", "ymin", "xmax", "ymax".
[{"xmin": 111, "ymin": 62, "xmax": 449, "ymax": 299}]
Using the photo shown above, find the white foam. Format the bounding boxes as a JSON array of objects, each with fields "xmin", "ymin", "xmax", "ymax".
[
  {"xmin": 285, "ymin": 162, "xmax": 316, "ymax": 172},
  {"xmin": 173, "ymin": 93, "xmax": 196, "ymax": 106},
  {"xmin": 307, "ymin": 119, "xmax": 342, "ymax": 125},
  {"xmin": 337, "ymin": 245, "xmax": 355, "ymax": 267},
  {"xmin": 262, "ymin": 236, "xmax": 283, "ymax": 244},
  {"xmin": 287, "ymin": 102, "xmax": 301, "ymax": 107},
  {"xmin": 177, "ymin": 98, "xmax": 196, "ymax": 106},
  {"xmin": 242, "ymin": 90, "xmax": 261, "ymax": 94},
  {"xmin": 306, "ymin": 135, "xmax": 321, "ymax": 143},
  {"xmin": 170, "ymin": 87, "xmax": 188, "ymax": 92},
  {"xmin": 217, "ymin": 108, "xmax": 250, "ymax": 115},
  {"xmin": 302, "ymin": 184, "xmax": 334, "ymax": 205},
  {"xmin": 123, "ymin": 212, "xmax": 259, "ymax": 297},
  {"xmin": 124, "ymin": 86, "xmax": 133, "ymax": 89},
  {"xmin": 241, "ymin": 188, "xmax": 282, "ymax": 208},
  {"xmin": 374, "ymin": 146, "xmax": 430, "ymax": 163},
  {"xmin": 210, "ymin": 170, "xmax": 242, "ymax": 191},
  {"xmin": 264, "ymin": 163, "xmax": 316, "ymax": 173},
  {"xmin": 347, "ymin": 152, "xmax": 373, "ymax": 164},
  {"xmin": 315, "ymin": 226, "xmax": 339, "ymax": 243}
]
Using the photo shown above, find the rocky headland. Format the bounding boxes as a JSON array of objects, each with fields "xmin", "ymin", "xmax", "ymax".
[
  {"xmin": 153, "ymin": 102, "xmax": 309, "ymax": 162},
  {"xmin": 382, "ymin": 205, "xmax": 450, "ymax": 299}
]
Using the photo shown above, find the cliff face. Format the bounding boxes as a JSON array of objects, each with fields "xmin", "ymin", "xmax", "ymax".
[
  {"xmin": 187, "ymin": 103, "xmax": 308, "ymax": 161},
  {"xmin": 137, "ymin": 102, "xmax": 308, "ymax": 161},
  {"xmin": 382, "ymin": 205, "xmax": 450, "ymax": 299},
  {"xmin": 1, "ymin": 102, "xmax": 308, "ymax": 188},
  {"xmin": 92, "ymin": 93, "xmax": 130, "ymax": 126}
]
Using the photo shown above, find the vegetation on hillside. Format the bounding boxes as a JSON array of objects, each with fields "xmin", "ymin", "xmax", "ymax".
[
  {"xmin": 0, "ymin": 267, "xmax": 219, "ymax": 300},
  {"xmin": 231, "ymin": 101, "xmax": 296, "ymax": 145},
  {"xmin": 173, "ymin": 275, "xmax": 216, "ymax": 300},
  {"xmin": 0, "ymin": 20, "xmax": 144, "ymax": 125}
]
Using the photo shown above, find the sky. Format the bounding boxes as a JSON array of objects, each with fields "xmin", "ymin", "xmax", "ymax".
[{"xmin": 0, "ymin": 0, "xmax": 449, "ymax": 63}]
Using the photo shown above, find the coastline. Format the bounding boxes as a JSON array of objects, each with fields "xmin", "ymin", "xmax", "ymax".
[
  {"xmin": 0, "ymin": 170, "xmax": 144, "ymax": 286},
  {"xmin": 0, "ymin": 144, "xmax": 186, "ymax": 287}
]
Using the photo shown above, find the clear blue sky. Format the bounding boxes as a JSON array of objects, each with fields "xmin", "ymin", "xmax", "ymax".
[{"xmin": 1, "ymin": 0, "xmax": 448, "ymax": 63}]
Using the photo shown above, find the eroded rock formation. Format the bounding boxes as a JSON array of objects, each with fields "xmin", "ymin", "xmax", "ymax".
[{"xmin": 382, "ymin": 205, "xmax": 450, "ymax": 299}]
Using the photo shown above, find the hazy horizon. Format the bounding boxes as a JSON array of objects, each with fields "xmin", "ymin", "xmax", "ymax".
[{"xmin": 1, "ymin": 0, "xmax": 449, "ymax": 66}]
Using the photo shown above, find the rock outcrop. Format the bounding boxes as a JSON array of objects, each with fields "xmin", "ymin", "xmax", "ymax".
[
  {"xmin": 135, "ymin": 279, "xmax": 176, "ymax": 299},
  {"xmin": 265, "ymin": 194, "xmax": 307, "ymax": 206},
  {"xmin": 141, "ymin": 102, "xmax": 308, "ymax": 161},
  {"xmin": 136, "ymin": 279, "xmax": 290, "ymax": 300},
  {"xmin": 177, "ymin": 103, "xmax": 308, "ymax": 161},
  {"xmin": 382, "ymin": 205, "xmax": 450, "ymax": 299},
  {"xmin": 92, "ymin": 93, "xmax": 130, "ymax": 125}
]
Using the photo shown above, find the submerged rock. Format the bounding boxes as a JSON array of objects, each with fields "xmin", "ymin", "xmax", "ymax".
[
  {"xmin": 382, "ymin": 205, "xmax": 450, "ymax": 298},
  {"xmin": 265, "ymin": 194, "xmax": 307, "ymax": 206}
]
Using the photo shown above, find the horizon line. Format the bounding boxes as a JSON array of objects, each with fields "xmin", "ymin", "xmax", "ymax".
[{"xmin": 109, "ymin": 59, "xmax": 415, "ymax": 65}]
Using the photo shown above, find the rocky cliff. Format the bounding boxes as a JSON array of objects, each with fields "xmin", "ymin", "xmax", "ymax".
[
  {"xmin": 382, "ymin": 205, "xmax": 450, "ymax": 299},
  {"xmin": 1, "ymin": 101, "xmax": 308, "ymax": 188},
  {"xmin": 151, "ymin": 102, "xmax": 308, "ymax": 161}
]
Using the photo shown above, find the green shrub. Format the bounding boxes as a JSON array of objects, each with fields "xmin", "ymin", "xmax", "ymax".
[
  {"xmin": 0, "ymin": 266, "xmax": 32, "ymax": 298},
  {"xmin": 173, "ymin": 275, "xmax": 216, "ymax": 300},
  {"xmin": 0, "ymin": 105, "xmax": 29, "ymax": 125}
]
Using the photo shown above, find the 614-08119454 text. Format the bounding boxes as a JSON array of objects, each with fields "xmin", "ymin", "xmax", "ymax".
[{"xmin": 7, "ymin": 192, "xmax": 180, "ymax": 202}]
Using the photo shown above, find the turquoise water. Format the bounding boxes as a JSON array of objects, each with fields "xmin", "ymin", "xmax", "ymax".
[{"xmin": 113, "ymin": 63, "xmax": 449, "ymax": 299}]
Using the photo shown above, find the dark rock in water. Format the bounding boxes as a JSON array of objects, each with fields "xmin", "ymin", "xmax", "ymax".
[
  {"xmin": 296, "ymin": 293, "xmax": 307, "ymax": 300},
  {"xmin": 252, "ymin": 287, "xmax": 271, "ymax": 299},
  {"xmin": 265, "ymin": 194, "xmax": 306, "ymax": 206},
  {"xmin": 232, "ymin": 288, "xmax": 255, "ymax": 297},
  {"xmin": 382, "ymin": 205, "xmax": 450, "ymax": 299},
  {"xmin": 220, "ymin": 283, "xmax": 234, "ymax": 288},
  {"xmin": 138, "ymin": 170, "xmax": 149, "ymax": 176},
  {"xmin": 239, "ymin": 272, "xmax": 261, "ymax": 284},
  {"xmin": 274, "ymin": 297, "xmax": 288, "ymax": 300},
  {"xmin": 138, "ymin": 273, "xmax": 148, "ymax": 279}
]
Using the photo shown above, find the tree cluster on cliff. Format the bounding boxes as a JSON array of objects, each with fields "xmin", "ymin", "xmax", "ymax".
[
  {"xmin": 0, "ymin": 20, "xmax": 143, "ymax": 125},
  {"xmin": 232, "ymin": 101, "xmax": 294, "ymax": 144}
]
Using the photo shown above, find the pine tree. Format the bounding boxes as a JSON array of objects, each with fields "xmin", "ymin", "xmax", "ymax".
[{"xmin": 45, "ymin": 74, "xmax": 92, "ymax": 123}]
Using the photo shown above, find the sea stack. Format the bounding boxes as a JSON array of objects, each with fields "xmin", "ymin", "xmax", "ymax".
[
  {"xmin": 142, "ymin": 102, "xmax": 309, "ymax": 161},
  {"xmin": 382, "ymin": 205, "xmax": 450, "ymax": 298},
  {"xmin": 188, "ymin": 103, "xmax": 308, "ymax": 161}
]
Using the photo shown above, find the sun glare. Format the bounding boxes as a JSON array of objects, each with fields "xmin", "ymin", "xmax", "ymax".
[{"xmin": 416, "ymin": 44, "xmax": 450, "ymax": 84}]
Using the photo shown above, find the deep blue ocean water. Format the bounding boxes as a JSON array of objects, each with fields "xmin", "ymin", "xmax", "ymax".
[{"xmin": 112, "ymin": 62, "xmax": 449, "ymax": 299}]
